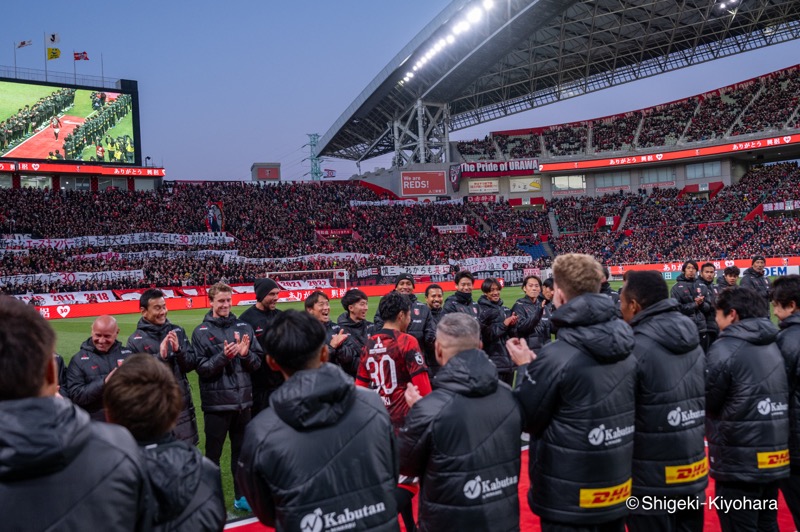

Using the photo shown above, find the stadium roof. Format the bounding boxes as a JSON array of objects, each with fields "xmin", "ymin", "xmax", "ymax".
[{"xmin": 318, "ymin": 0, "xmax": 800, "ymax": 162}]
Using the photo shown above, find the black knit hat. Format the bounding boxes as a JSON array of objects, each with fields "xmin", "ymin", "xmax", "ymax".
[
  {"xmin": 395, "ymin": 273, "xmax": 415, "ymax": 288},
  {"xmin": 255, "ymin": 278, "xmax": 280, "ymax": 301}
]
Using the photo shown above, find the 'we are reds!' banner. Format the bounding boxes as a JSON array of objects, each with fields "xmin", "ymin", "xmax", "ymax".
[{"xmin": 401, "ymin": 171, "xmax": 446, "ymax": 196}]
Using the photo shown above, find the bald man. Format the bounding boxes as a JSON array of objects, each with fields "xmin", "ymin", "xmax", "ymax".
[{"xmin": 65, "ymin": 315, "xmax": 134, "ymax": 421}]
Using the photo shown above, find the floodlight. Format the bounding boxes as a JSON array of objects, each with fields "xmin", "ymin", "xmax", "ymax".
[
  {"xmin": 467, "ymin": 7, "xmax": 483, "ymax": 23},
  {"xmin": 482, "ymin": 0, "xmax": 494, "ymax": 9},
  {"xmin": 407, "ymin": 72, "xmax": 414, "ymax": 78},
  {"xmin": 437, "ymin": 38, "xmax": 447, "ymax": 48},
  {"xmin": 446, "ymin": 34, "xmax": 455, "ymax": 44}
]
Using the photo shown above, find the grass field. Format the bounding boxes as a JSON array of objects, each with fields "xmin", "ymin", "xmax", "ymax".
[
  {"xmin": 80, "ymin": 113, "xmax": 133, "ymax": 162},
  {"xmin": 49, "ymin": 279, "xmax": 773, "ymax": 517},
  {"xmin": 0, "ymin": 81, "xmax": 55, "ymax": 121}
]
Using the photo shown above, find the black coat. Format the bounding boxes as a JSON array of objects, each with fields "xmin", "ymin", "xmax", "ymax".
[
  {"xmin": 511, "ymin": 296, "xmax": 545, "ymax": 350},
  {"xmin": 333, "ymin": 313, "xmax": 374, "ymax": 377},
  {"xmin": 399, "ymin": 349, "xmax": 522, "ymax": 532},
  {"xmin": 628, "ymin": 299, "xmax": 707, "ymax": 497},
  {"xmin": 740, "ymin": 267, "xmax": 772, "ymax": 317},
  {"xmin": 0, "ymin": 397, "xmax": 150, "ymax": 531},
  {"xmin": 477, "ymin": 295, "xmax": 516, "ymax": 375},
  {"xmin": 777, "ymin": 313, "xmax": 800, "ymax": 470},
  {"xmin": 237, "ymin": 363, "xmax": 399, "ymax": 532},
  {"xmin": 670, "ymin": 274, "xmax": 711, "ymax": 336},
  {"xmin": 239, "ymin": 305, "xmax": 285, "ymax": 406},
  {"xmin": 65, "ymin": 338, "xmax": 134, "ymax": 421},
  {"xmin": 514, "ymin": 293, "xmax": 636, "ymax": 525},
  {"xmin": 128, "ymin": 318, "xmax": 199, "ymax": 445},
  {"xmin": 191, "ymin": 312, "xmax": 262, "ymax": 412},
  {"xmin": 442, "ymin": 290, "xmax": 480, "ymax": 319},
  {"xmin": 141, "ymin": 438, "xmax": 226, "ymax": 532},
  {"xmin": 698, "ymin": 278, "xmax": 721, "ymax": 335},
  {"xmin": 706, "ymin": 318, "xmax": 790, "ymax": 483}
]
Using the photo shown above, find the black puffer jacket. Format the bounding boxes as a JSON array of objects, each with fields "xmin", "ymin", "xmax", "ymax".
[
  {"xmin": 237, "ymin": 363, "xmax": 399, "ymax": 531},
  {"xmin": 0, "ymin": 397, "xmax": 150, "ymax": 531},
  {"xmin": 333, "ymin": 313, "xmax": 374, "ymax": 377},
  {"xmin": 128, "ymin": 318, "xmax": 199, "ymax": 444},
  {"xmin": 778, "ymin": 313, "xmax": 800, "ymax": 470},
  {"xmin": 628, "ymin": 299, "xmax": 707, "ymax": 497},
  {"xmin": 239, "ymin": 305, "xmax": 285, "ymax": 411},
  {"xmin": 399, "ymin": 349, "xmax": 522, "ymax": 532},
  {"xmin": 65, "ymin": 338, "xmax": 134, "ymax": 421},
  {"xmin": 670, "ymin": 274, "xmax": 710, "ymax": 336},
  {"xmin": 512, "ymin": 296, "xmax": 545, "ymax": 350},
  {"xmin": 698, "ymin": 278, "xmax": 720, "ymax": 335},
  {"xmin": 375, "ymin": 294, "xmax": 436, "ymax": 362},
  {"xmin": 191, "ymin": 312, "xmax": 262, "ymax": 412},
  {"xmin": 706, "ymin": 318, "xmax": 789, "ymax": 483},
  {"xmin": 141, "ymin": 438, "xmax": 225, "ymax": 532},
  {"xmin": 477, "ymin": 295, "xmax": 516, "ymax": 376},
  {"xmin": 514, "ymin": 293, "xmax": 636, "ymax": 525},
  {"xmin": 600, "ymin": 282, "xmax": 622, "ymax": 317},
  {"xmin": 442, "ymin": 290, "xmax": 480, "ymax": 319},
  {"xmin": 740, "ymin": 267, "xmax": 771, "ymax": 317}
]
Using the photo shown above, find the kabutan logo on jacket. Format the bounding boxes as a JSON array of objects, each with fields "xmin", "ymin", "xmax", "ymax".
[
  {"xmin": 463, "ymin": 474, "xmax": 519, "ymax": 501},
  {"xmin": 757, "ymin": 398, "xmax": 788, "ymax": 416},
  {"xmin": 299, "ymin": 502, "xmax": 387, "ymax": 532},
  {"xmin": 667, "ymin": 406, "xmax": 705, "ymax": 427},
  {"xmin": 588, "ymin": 424, "xmax": 635, "ymax": 446}
]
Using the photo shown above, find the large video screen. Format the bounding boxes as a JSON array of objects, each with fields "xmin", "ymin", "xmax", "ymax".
[{"xmin": 0, "ymin": 78, "xmax": 140, "ymax": 165}]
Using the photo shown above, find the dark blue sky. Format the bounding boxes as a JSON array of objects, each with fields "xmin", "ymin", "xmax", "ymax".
[{"xmin": 3, "ymin": 1, "xmax": 799, "ymax": 181}]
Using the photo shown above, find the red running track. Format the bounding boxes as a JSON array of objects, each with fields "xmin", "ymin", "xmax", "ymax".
[
  {"xmin": 223, "ymin": 449, "xmax": 796, "ymax": 531},
  {"xmin": 3, "ymin": 115, "xmax": 84, "ymax": 160}
]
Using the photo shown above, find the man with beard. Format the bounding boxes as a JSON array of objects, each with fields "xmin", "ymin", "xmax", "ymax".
[
  {"xmin": 425, "ymin": 284, "xmax": 444, "ymax": 326},
  {"xmin": 619, "ymin": 272, "xmax": 706, "ymax": 532},
  {"xmin": 305, "ymin": 291, "xmax": 349, "ymax": 354},
  {"xmin": 443, "ymin": 271, "xmax": 479, "ymax": 319},
  {"xmin": 333, "ymin": 289, "xmax": 374, "ymax": 377},
  {"xmin": 670, "ymin": 260, "xmax": 712, "ymax": 351},
  {"xmin": 127, "ymin": 289, "xmax": 198, "ymax": 445},
  {"xmin": 192, "ymin": 282, "xmax": 262, "ymax": 512},
  {"xmin": 740, "ymin": 256, "xmax": 771, "ymax": 317},
  {"xmin": 66, "ymin": 315, "xmax": 134, "ymax": 421},
  {"xmin": 511, "ymin": 253, "xmax": 636, "ymax": 531},
  {"xmin": 698, "ymin": 262, "xmax": 721, "ymax": 347},
  {"xmin": 240, "ymin": 278, "xmax": 285, "ymax": 415},
  {"xmin": 375, "ymin": 274, "xmax": 436, "ymax": 369}
]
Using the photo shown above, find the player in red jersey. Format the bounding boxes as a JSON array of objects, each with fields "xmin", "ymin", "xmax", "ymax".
[{"xmin": 357, "ymin": 290, "xmax": 432, "ymax": 532}]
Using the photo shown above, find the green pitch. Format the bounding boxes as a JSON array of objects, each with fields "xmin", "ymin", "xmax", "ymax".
[{"xmin": 0, "ymin": 81, "xmax": 56, "ymax": 121}]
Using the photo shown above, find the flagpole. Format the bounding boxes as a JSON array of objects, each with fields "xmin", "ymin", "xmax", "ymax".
[
  {"xmin": 13, "ymin": 42, "xmax": 16, "ymax": 77},
  {"xmin": 73, "ymin": 50, "xmax": 76, "ymax": 84},
  {"xmin": 43, "ymin": 32, "xmax": 47, "ymax": 81},
  {"xmin": 101, "ymin": 53, "xmax": 104, "ymax": 86}
]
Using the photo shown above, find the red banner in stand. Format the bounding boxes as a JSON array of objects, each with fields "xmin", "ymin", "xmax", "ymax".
[
  {"xmin": 610, "ymin": 256, "xmax": 800, "ymax": 276},
  {"xmin": 1, "ymin": 161, "xmax": 165, "ymax": 176}
]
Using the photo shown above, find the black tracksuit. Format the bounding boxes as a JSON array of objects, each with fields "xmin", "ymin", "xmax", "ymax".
[
  {"xmin": 477, "ymin": 295, "xmax": 516, "ymax": 384},
  {"xmin": 239, "ymin": 305, "xmax": 285, "ymax": 415},
  {"xmin": 400, "ymin": 349, "xmax": 522, "ymax": 532},
  {"xmin": 0, "ymin": 397, "xmax": 150, "ymax": 531},
  {"xmin": 65, "ymin": 338, "xmax": 134, "ymax": 421},
  {"xmin": 512, "ymin": 296, "xmax": 545, "ymax": 350},
  {"xmin": 626, "ymin": 299, "xmax": 707, "ymax": 532},
  {"xmin": 237, "ymin": 363, "xmax": 400, "ymax": 531},
  {"xmin": 514, "ymin": 294, "xmax": 636, "ymax": 528},
  {"xmin": 127, "ymin": 318, "xmax": 199, "ymax": 445},
  {"xmin": 777, "ymin": 313, "xmax": 800, "ymax": 530},
  {"xmin": 670, "ymin": 274, "xmax": 711, "ymax": 341},
  {"xmin": 442, "ymin": 290, "xmax": 480, "ymax": 319},
  {"xmin": 333, "ymin": 313, "xmax": 374, "ymax": 377},
  {"xmin": 741, "ymin": 267, "xmax": 772, "ymax": 317}
]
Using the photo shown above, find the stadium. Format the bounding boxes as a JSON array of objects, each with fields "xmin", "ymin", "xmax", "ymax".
[{"xmin": 2, "ymin": 0, "xmax": 800, "ymax": 531}]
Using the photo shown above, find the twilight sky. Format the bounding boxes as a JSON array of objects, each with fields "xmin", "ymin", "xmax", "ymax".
[{"xmin": 2, "ymin": 1, "xmax": 799, "ymax": 181}]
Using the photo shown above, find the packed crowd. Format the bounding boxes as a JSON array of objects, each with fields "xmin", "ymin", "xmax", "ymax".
[
  {"xmin": 549, "ymin": 191, "xmax": 641, "ymax": 233},
  {"xmin": 732, "ymin": 68, "xmax": 800, "ymax": 136},
  {"xmin": 683, "ymin": 82, "xmax": 761, "ymax": 142},
  {"xmin": 636, "ymin": 98, "xmax": 697, "ymax": 148},
  {"xmin": 455, "ymin": 136, "xmax": 497, "ymax": 160},
  {"xmin": 541, "ymin": 124, "xmax": 588, "ymax": 156}
]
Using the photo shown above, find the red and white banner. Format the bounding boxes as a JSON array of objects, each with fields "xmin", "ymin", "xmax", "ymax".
[
  {"xmin": 467, "ymin": 194, "xmax": 498, "ymax": 203},
  {"xmin": 0, "ymin": 232, "xmax": 232, "ymax": 250},
  {"xmin": 274, "ymin": 279, "xmax": 334, "ymax": 290},
  {"xmin": 315, "ymin": 229, "xmax": 354, "ymax": 238},
  {"xmin": 381, "ymin": 265, "xmax": 450, "ymax": 276},
  {"xmin": 5, "ymin": 161, "xmax": 165, "ymax": 176},
  {"xmin": 0, "ymin": 270, "xmax": 144, "ymax": 286},
  {"xmin": 401, "ymin": 171, "xmax": 447, "ymax": 196},
  {"xmin": 458, "ymin": 256, "xmax": 531, "ymax": 271},
  {"xmin": 641, "ymin": 181, "xmax": 675, "ymax": 188},
  {"xmin": 609, "ymin": 257, "xmax": 800, "ymax": 277},
  {"xmin": 523, "ymin": 268, "xmax": 542, "ymax": 278},
  {"xmin": 468, "ymin": 179, "xmax": 499, "ymax": 194},
  {"xmin": 551, "ymin": 189, "xmax": 586, "ymax": 196},
  {"xmin": 433, "ymin": 225, "xmax": 468, "ymax": 234},
  {"xmin": 15, "ymin": 290, "xmax": 117, "ymax": 306},
  {"xmin": 596, "ymin": 185, "xmax": 631, "ymax": 193},
  {"xmin": 460, "ymin": 158, "xmax": 539, "ymax": 178}
]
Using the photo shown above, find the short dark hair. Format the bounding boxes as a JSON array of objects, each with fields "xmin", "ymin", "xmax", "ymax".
[
  {"xmin": 425, "ymin": 284, "xmax": 443, "ymax": 297},
  {"xmin": 771, "ymin": 275, "xmax": 800, "ymax": 309},
  {"xmin": 700, "ymin": 262, "xmax": 715, "ymax": 272},
  {"xmin": 481, "ymin": 277, "xmax": 502, "ymax": 293},
  {"xmin": 681, "ymin": 260, "xmax": 699, "ymax": 273},
  {"xmin": 341, "ymin": 289, "xmax": 368, "ymax": 312},
  {"xmin": 542, "ymin": 277, "xmax": 554, "ymax": 289},
  {"xmin": 378, "ymin": 291, "xmax": 411, "ymax": 322},
  {"xmin": 103, "ymin": 353, "xmax": 182, "ymax": 441},
  {"xmin": 723, "ymin": 266, "xmax": 741, "ymax": 277},
  {"xmin": 454, "ymin": 270, "xmax": 474, "ymax": 284},
  {"xmin": 621, "ymin": 271, "xmax": 668, "ymax": 310},
  {"xmin": 304, "ymin": 291, "xmax": 329, "ymax": 310},
  {"xmin": 0, "ymin": 296, "xmax": 56, "ymax": 400},
  {"xmin": 263, "ymin": 310, "xmax": 326, "ymax": 373},
  {"xmin": 601, "ymin": 266, "xmax": 610, "ymax": 281},
  {"xmin": 139, "ymin": 288, "xmax": 165, "ymax": 310},
  {"xmin": 716, "ymin": 286, "xmax": 767, "ymax": 320}
]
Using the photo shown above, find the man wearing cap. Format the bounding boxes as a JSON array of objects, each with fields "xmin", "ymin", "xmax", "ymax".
[
  {"xmin": 741, "ymin": 256, "xmax": 771, "ymax": 318},
  {"xmin": 375, "ymin": 273, "xmax": 437, "ymax": 369},
  {"xmin": 240, "ymin": 278, "xmax": 284, "ymax": 416}
]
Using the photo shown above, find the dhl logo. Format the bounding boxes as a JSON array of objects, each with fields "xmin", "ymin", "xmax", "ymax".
[
  {"xmin": 665, "ymin": 457, "xmax": 709, "ymax": 484},
  {"xmin": 579, "ymin": 479, "xmax": 632, "ymax": 508},
  {"xmin": 757, "ymin": 450, "xmax": 789, "ymax": 469}
]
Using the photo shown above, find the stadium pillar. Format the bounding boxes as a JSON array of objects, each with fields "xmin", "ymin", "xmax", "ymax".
[{"xmin": 417, "ymin": 100, "xmax": 426, "ymax": 164}]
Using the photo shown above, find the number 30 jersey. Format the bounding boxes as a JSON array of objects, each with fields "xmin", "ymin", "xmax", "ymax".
[{"xmin": 356, "ymin": 328, "xmax": 431, "ymax": 431}]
